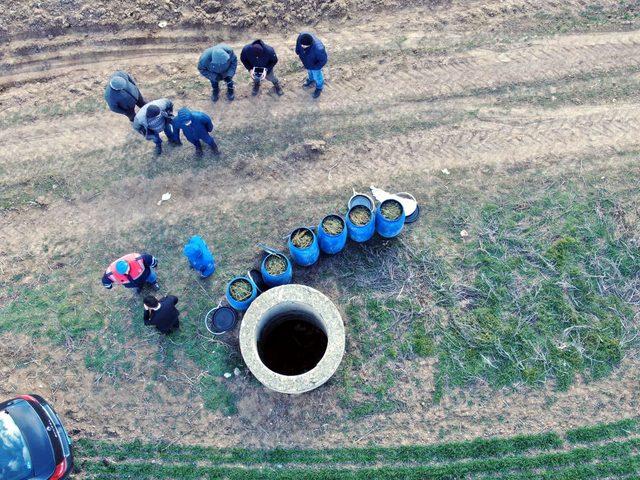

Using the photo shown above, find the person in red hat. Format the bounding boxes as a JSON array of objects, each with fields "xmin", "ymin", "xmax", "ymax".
[
  {"xmin": 240, "ymin": 39, "xmax": 283, "ymax": 97},
  {"xmin": 102, "ymin": 253, "xmax": 159, "ymax": 293}
]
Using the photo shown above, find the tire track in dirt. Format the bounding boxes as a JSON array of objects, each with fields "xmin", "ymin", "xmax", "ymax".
[
  {"xmin": 4, "ymin": 28, "xmax": 640, "ymax": 170},
  {"xmin": 0, "ymin": 0, "xmax": 628, "ymax": 89}
]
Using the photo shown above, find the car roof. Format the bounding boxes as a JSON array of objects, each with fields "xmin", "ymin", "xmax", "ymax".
[{"xmin": 4, "ymin": 399, "xmax": 56, "ymax": 479}]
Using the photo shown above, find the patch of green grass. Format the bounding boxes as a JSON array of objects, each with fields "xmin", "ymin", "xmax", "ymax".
[
  {"xmin": 76, "ymin": 430, "xmax": 562, "ymax": 464},
  {"xmin": 566, "ymin": 419, "xmax": 639, "ymax": 444},
  {"xmin": 0, "ymin": 283, "xmax": 102, "ymax": 342},
  {"xmin": 74, "ymin": 419, "xmax": 640, "ymax": 479}
]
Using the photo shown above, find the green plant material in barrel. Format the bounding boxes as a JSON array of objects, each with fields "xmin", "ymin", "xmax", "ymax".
[
  {"xmin": 381, "ymin": 199, "xmax": 403, "ymax": 220},
  {"xmin": 349, "ymin": 205, "xmax": 372, "ymax": 226},
  {"xmin": 265, "ymin": 254, "xmax": 287, "ymax": 275},
  {"xmin": 322, "ymin": 215, "xmax": 344, "ymax": 235},
  {"xmin": 230, "ymin": 278, "xmax": 253, "ymax": 301},
  {"xmin": 292, "ymin": 228, "xmax": 314, "ymax": 249}
]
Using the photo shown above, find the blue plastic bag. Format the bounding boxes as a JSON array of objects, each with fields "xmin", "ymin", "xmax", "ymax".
[{"xmin": 183, "ymin": 235, "xmax": 215, "ymax": 278}]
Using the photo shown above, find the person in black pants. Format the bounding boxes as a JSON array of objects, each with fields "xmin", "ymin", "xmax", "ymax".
[{"xmin": 143, "ymin": 295, "xmax": 180, "ymax": 334}]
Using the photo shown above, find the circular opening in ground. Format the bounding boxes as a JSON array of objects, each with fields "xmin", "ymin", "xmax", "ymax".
[{"xmin": 257, "ymin": 306, "xmax": 328, "ymax": 376}]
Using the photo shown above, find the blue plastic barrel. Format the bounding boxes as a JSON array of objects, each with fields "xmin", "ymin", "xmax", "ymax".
[
  {"xmin": 261, "ymin": 253, "xmax": 293, "ymax": 287},
  {"xmin": 225, "ymin": 276, "xmax": 258, "ymax": 311},
  {"xmin": 288, "ymin": 227, "xmax": 320, "ymax": 266},
  {"xmin": 375, "ymin": 199, "xmax": 406, "ymax": 238},
  {"xmin": 346, "ymin": 205, "xmax": 375, "ymax": 243},
  {"xmin": 317, "ymin": 215, "xmax": 348, "ymax": 254}
]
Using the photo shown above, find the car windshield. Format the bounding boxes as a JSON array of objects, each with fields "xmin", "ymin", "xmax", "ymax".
[{"xmin": 0, "ymin": 410, "xmax": 33, "ymax": 480}]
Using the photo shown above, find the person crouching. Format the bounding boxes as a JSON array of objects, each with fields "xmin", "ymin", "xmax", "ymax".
[
  {"xmin": 174, "ymin": 107, "xmax": 220, "ymax": 157},
  {"xmin": 133, "ymin": 99, "xmax": 181, "ymax": 155},
  {"xmin": 143, "ymin": 295, "xmax": 180, "ymax": 334}
]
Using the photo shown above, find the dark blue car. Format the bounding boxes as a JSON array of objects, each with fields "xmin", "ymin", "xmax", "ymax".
[{"xmin": 0, "ymin": 395, "xmax": 73, "ymax": 480}]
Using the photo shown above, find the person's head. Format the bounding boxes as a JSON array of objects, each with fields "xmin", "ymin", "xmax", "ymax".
[
  {"xmin": 299, "ymin": 33, "xmax": 313, "ymax": 49},
  {"xmin": 143, "ymin": 295, "xmax": 160, "ymax": 309},
  {"xmin": 184, "ymin": 243, "xmax": 203, "ymax": 259},
  {"xmin": 210, "ymin": 46, "xmax": 230, "ymax": 66},
  {"xmin": 115, "ymin": 260, "xmax": 130, "ymax": 275},
  {"xmin": 251, "ymin": 42, "xmax": 263, "ymax": 56},
  {"xmin": 109, "ymin": 75, "xmax": 127, "ymax": 91},
  {"xmin": 176, "ymin": 107, "xmax": 193, "ymax": 127},
  {"xmin": 146, "ymin": 104, "xmax": 161, "ymax": 119}
]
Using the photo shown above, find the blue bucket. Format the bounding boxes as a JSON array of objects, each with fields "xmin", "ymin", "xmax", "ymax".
[
  {"xmin": 375, "ymin": 199, "xmax": 406, "ymax": 238},
  {"xmin": 318, "ymin": 215, "xmax": 347, "ymax": 255},
  {"xmin": 225, "ymin": 276, "xmax": 258, "ymax": 311},
  {"xmin": 346, "ymin": 205, "xmax": 375, "ymax": 243},
  {"xmin": 288, "ymin": 227, "xmax": 320, "ymax": 266},
  {"xmin": 261, "ymin": 253, "xmax": 293, "ymax": 287}
]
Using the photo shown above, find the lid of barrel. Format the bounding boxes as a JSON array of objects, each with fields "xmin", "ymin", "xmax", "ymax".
[
  {"xmin": 348, "ymin": 193, "xmax": 374, "ymax": 211},
  {"xmin": 248, "ymin": 268, "xmax": 269, "ymax": 293},
  {"xmin": 405, "ymin": 203, "xmax": 420, "ymax": 224},
  {"xmin": 208, "ymin": 306, "xmax": 238, "ymax": 334}
]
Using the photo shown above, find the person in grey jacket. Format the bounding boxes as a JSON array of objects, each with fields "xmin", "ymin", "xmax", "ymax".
[
  {"xmin": 132, "ymin": 99, "xmax": 181, "ymax": 155},
  {"xmin": 198, "ymin": 44, "xmax": 237, "ymax": 102},
  {"xmin": 104, "ymin": 71, "xmax": 146, "ymax": 121}
]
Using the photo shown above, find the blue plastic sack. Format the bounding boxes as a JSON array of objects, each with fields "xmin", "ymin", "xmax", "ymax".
[{"xmin": 183, "ymin": 235, "xmax": 215, "ymax": 278}]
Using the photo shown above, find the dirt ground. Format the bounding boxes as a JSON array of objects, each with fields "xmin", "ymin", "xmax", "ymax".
[{"xmin": 1, "ymin": 0, "xmax": 640, "ymax": 450}]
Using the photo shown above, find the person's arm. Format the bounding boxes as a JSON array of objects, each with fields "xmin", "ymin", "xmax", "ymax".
[
  {"xmin": 132, "ymin": 116, "xmax": 145, "ymax": 136},
  {"xmin": 311, "ymin": 48, "xmax": 324, "ymax": 69},
  {"xmin": 204, "ymin": 113, "xmax": 214, "ymax": 133},
  {"xmin": 161, "ymin": 99, "xmax": 174, "ymax": 117},
  {"xmin": 240, "ymin": 47, "xmax": 252, "ymax": 71},
  {"xmin": 143, "ymin": 309, "xmax": 152, "ymax": 325},
  {"xmin": 226, "ymin": 47, "xmax": 238, "ymax": 77},
  {"xmin": 102, "ymin": 273, "xmax": 113, "ymax": 289},
  {"xmin": 198, "ymin": 51, "xmax": 212, "ymax": 78},
  {"xmin": 267, "ymin": 47, "xmax": 278, "ymax": 71},
  {"xmin": 140, "ymin": 254, "xmax": 158, "ymax": 268},
  {"xmin": 167, "ymin": 295, "xmax": 179, "ymax": 306}
]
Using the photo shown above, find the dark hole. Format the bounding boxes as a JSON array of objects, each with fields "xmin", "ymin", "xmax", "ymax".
[{"xmin": 258, "ymin": 312, "xmax": 328, "ymax": 376}]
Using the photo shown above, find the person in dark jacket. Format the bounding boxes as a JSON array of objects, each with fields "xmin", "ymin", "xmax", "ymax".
[
  {"xmin": 132, "ymin": 99, "xmax": 181, "ymax": 155},
  {"xmin": 173, "ymin": 107, "xmax": 220, "ymax": 156},
  {"xmin": 240, "ymin": 39, "xmax": 283, "ymax": 97},
  {"xmin": 143, "ymin": 295, "xmax": 180, "ymax": 334},
  {"xmin": 104, "ymin": 71, "xmax": 146, "ymax": 121},
  {"xmin": 295, "ymin": 32, "xmax": 328, "ymax": 99},
  {"xmin": 102, "ymin": 253, "xmax": 159, "ymax": 292},
  {"xmin": 198, "ymin": 44, "xmax": 237, "ymax": 102}
]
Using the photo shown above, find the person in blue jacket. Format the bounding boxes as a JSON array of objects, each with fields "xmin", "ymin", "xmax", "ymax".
[
  {"xmin": 174, "ymin": 107, "xmax": 220, "ymax": 156},
  {"xmin": 183, "ymin": 236, "xmax": 215, "ymax": 278},
  {"xmin": 198, "ymin": 44, "xmax": 238, "ymax": 102},
  {"xmin": 104, "ymin": 71, "xmax": 146, "ymax": 121},
  {"xmin": 295, "ymin": 32, "xmax": 328, "ymax": 99}
]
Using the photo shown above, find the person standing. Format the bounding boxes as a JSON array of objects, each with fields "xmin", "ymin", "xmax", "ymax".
[
  {"xmin": 132, "ymin": 99, "xmax": 181, "ymax": 155},
  {"xmin": 240, "ymin": 39, "xmax": 283, "ymax": 97},
  {"xmin": 173, "ymin": 107, "xmax": 220, "ymax": 156},
  {"xmin": 104, "ymin": 71, "xmax": 146, "ymax": 121},
  {"xmin": 102, "ymin": 253, "xmax": 159, "ymax": 292},
  {"xmin": 198, "ymin": 44, "xmax": 237, "ymax": 102},
  {"xmin": 143, "ymin": 295, "xmax": 180, "ymax": 334},
  {"xmin": 295, "ymin": 32, "xmax": 328, "ymax": 99}
]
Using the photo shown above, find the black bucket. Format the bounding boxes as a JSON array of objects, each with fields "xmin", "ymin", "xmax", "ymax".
[{"xmin": 205, "ymin": 304, "xmax": 238, "ymax": 335}]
